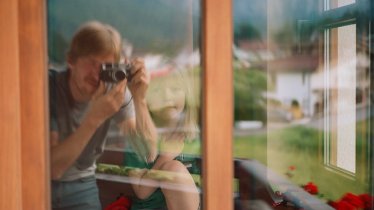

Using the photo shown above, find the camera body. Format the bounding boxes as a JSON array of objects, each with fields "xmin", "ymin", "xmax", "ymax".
[{"xmin": 99, "ymin": 63, "xmax": 132, "ymax": 83}]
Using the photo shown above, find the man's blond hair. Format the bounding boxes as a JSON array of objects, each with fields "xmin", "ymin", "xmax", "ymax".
[{"xmin": 67, "ymin": 21, "xmax": 122, "ymax": 62}]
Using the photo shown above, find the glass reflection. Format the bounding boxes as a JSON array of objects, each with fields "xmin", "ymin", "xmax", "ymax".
[
  {"xmin": 48, "ymin": 0, "xmax": 201, "ymax": 209},
  {"xmin": 233, "ymin": 0, "xmax": 372, "ymax": 209}
]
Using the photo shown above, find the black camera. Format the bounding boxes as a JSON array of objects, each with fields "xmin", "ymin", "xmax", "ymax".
[{"xmin": 99, "ymin": 63, "xmax": 132, "ymax": 83}]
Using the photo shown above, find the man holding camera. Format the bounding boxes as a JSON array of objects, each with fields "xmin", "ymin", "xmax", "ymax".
[{"xmin": 49, "ymin": 21, "xmax": 158, "ymax": 210}]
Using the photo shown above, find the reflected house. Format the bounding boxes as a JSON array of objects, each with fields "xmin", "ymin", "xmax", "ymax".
[
  {"xmin": 238, "ymin": 39, "xmax": 273, "ymax": 62},
  {"xmin": 266, "ymin": 51, "xmax": 370, "ymax": 119},
  {"xmin": 311, "ymin": 52, "xmax": 370, "ymax": 116},
  {"xmin": 234, "ymin": 38, "xmax": 323, "ymax": 118},
  {"xmin": 267, "ymin": 54, "xmax": 319, "ymax": 117},
  {"xmin": 143, "ymin": 50, "xmax": 201, "ymax": 79},
  {"xmin": 173, "ymin": 49, "xmax": 201, "ymax": 69},
  {"xmin": 234, "ymin": 40, "xmax": 273, "ymax": 68}
]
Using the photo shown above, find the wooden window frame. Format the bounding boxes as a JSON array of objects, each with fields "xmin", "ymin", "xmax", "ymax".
[
  {"xmin": 0, "ymin": 0, "xmax": 233, "ymax": 209},
  {"xmin": 202, "ymin": 0, "xmax": 233, "ymax": 210},
  {"xmin": 0, "ymin": 0, "xmax": 50, "ymax": 209}
]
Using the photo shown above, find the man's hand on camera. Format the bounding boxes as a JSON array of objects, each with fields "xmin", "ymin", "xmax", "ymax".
[
  {"xmin": 127, "ymin": 58, "xmax": 149, "ymax": 101},
  {"xmin": 84, "ymin": 80, "xmax": 126, "ymax": 127}
]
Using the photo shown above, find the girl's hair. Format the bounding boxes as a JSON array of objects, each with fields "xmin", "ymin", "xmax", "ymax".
[
  {"xmin": 67, "ymin": 21, "xmax": 122, "ymax": 62},
  {"xmin": 176, "ymin": 69, "xmax": 199, "ymax": 140},
  {"xmin": 148, "ymin": 68, "xmax": 199, "ymax": 141}
]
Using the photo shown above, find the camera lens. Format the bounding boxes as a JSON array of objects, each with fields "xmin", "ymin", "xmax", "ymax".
[
  {"xmin": 100, "ymin": 63, "xmax": 127, "ymax": 83},
  {"xmin": 100, "ymin": 70, "xmax": 127, "ymax": 82},
  {"xmin": 114, "ymin": 70, "xmax": 126, "ymax": 81}
]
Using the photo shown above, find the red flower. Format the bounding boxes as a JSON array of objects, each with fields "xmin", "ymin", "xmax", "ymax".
[
  {"xmin": 333, "ymin": 200, "xmax": 357, "ymax": 210},
  {"xmin": 341, "ymin": 193, "xmax": 364, "ymax": 209},
  {"xmin": 303, "ymin": 182, "xmax": 318, "ymax": 195},
  {"xmin": 285, "ymin": 166, "xmax": 296, "ymax": 178},
  {"xmin": 359, "ymin": 194, "xmax": 374, "ymax": 209},
  {"xmin": 328, "ymin": 200, "xmax": 339, "ymax": 209},
  {"xmin": 288, "ymin": 165, "xmax": 296, "ymax": 171},
  {"xmin": 328, "ymin": 193, "xmax": 373, "ymax": 210},
  {"xmin": 105, "ymin": 196, "xmax": 132, "ymax": 210}
]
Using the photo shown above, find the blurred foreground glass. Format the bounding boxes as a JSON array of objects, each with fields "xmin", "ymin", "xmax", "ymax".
[{"xmin": 233, "ymin": 0, "xmax": 372, "ymax": 209}]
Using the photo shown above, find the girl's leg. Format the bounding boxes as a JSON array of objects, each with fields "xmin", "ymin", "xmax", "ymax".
[{"xmin": 159, "ymin": 160, "xmax": 200, "ymax": 210}]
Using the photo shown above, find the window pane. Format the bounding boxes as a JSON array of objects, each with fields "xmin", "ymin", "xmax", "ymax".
[
  {"xmin": 328, "ymin": 0, "xmax": 355, "ymax": 10},
  {"xmin": 327, "ymin": 25, "xmax": 357, "ymax": 173},
  {"xmin": 47, "ymin": 1, "xmax": 202, "ymax": 209},
  {"xmin": 233, "ymin": 0, "xmax": 371, "ymax": 208}
]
